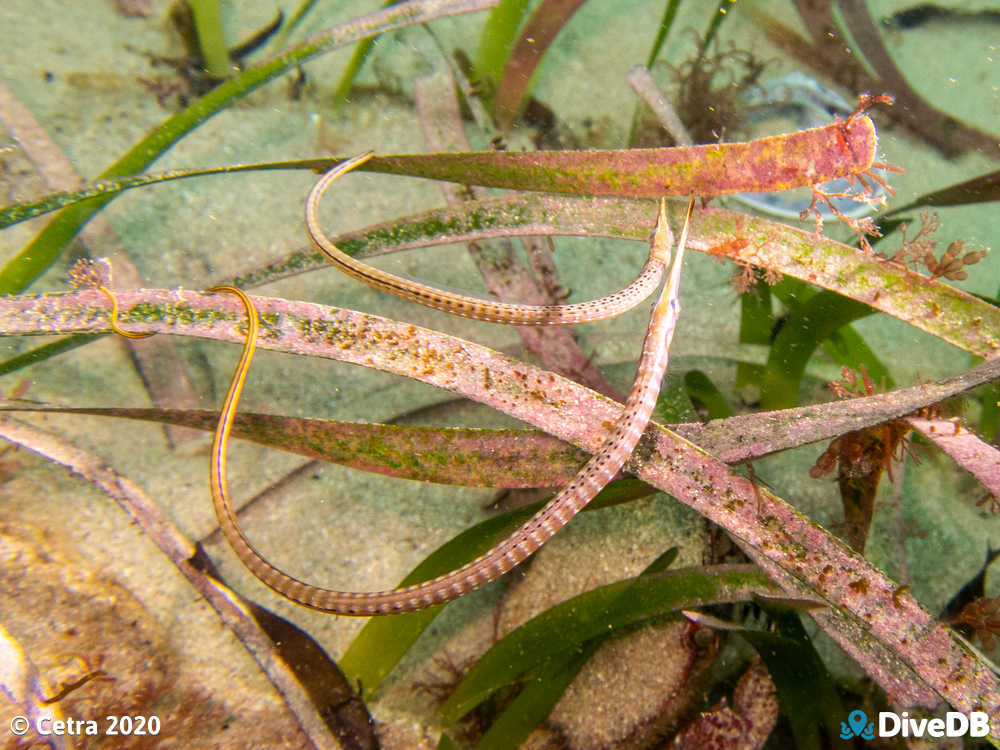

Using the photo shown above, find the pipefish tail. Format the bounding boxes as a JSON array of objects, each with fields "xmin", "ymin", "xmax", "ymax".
[
  {"xmin": 305, "ymin": 152, "xmax": 670, "ymax": 325},
  {"xmin": 98, "ymin": 286, "xmax": 155, "ymax": 340}
]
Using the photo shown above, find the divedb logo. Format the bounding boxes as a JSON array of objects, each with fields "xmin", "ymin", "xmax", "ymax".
[{"xmin": 839, "ymin": 709, "xmax": 990, "ymax": 740}]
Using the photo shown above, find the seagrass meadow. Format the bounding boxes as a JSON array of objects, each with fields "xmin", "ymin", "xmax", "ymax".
[{"xmin": 2, "ymin": 1, "xmax": 1000, "ymax": 748}]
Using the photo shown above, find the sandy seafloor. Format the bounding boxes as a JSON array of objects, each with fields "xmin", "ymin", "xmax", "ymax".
[{"xmin": 1, "ymin": 0, "xmax": 999, "ymax": 747}]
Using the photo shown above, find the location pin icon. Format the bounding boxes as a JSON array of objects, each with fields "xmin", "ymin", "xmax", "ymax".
[{"xmin": 848, "ymin": 710, "xmax": 868, "ymax": 736}]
